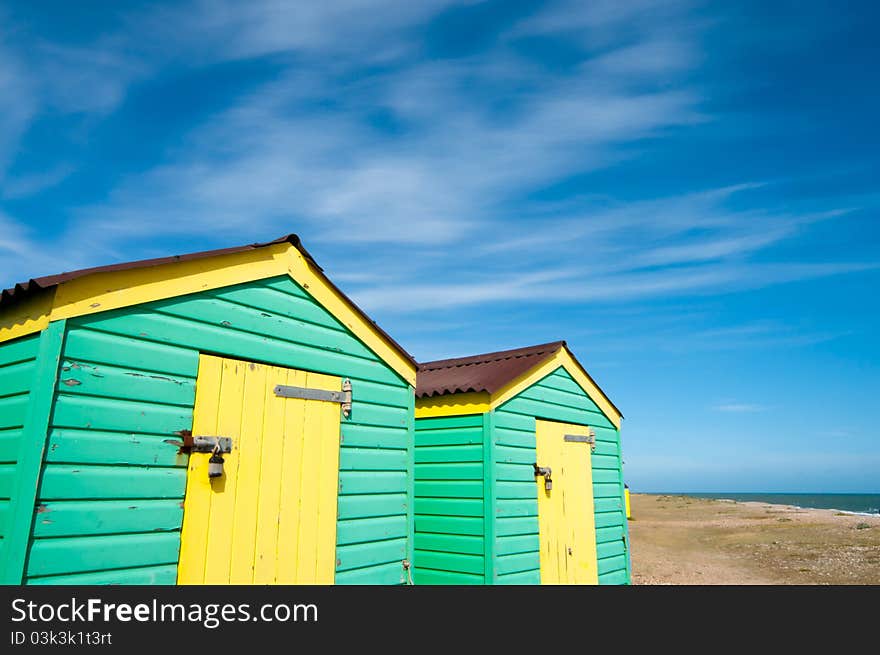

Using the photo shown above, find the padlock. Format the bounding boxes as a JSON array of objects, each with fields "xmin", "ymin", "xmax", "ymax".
[
  {"xmin": 208, "ymin": 452, "xmax": 225, "ymax": 479},
  {"xmin": 544, "ymin": 475, "xmax": 552, "ymax": 492}
]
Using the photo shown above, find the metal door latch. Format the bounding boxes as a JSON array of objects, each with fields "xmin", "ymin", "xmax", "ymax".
[
  {"xmin": 534, "ymin": 464, "xmax": 553, "ymax": 491},
  {"xmin": 190, "ymin": 436, "xmax": 233, "ymax": 453}
]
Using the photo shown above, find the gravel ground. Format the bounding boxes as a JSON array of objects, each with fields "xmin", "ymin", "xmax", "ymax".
[{"xmin": 628, "ymin": 493, "xmax": 880, "ymax": 585}]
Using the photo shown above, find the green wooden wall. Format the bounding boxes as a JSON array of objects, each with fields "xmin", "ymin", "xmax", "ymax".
[
  {"xmin": 0, "ymin": 334, "xmax": 41, "ymax": 569},
  {"xmin": 18, "ymin": 275, "xmax": 413, "ymax": 585},
  {"xmin": 413, "ymin": 366, "xmax": 629, "ymax": 585},
  {"xmin": 413, "ymin": 414, "xmax": 486, "ymax": 583},
  {"xmin": 493, "ymin": 367, "xmax": 629, "ymax": 585}
]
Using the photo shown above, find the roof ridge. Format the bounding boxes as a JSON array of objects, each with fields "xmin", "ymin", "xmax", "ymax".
[{"xmin": 417, "ymin": 340, "xmax": 565, "ymax": 371}]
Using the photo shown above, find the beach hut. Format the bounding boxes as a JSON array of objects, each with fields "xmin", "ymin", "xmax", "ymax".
[
  {"xmin": 414, "ymin": 341, "xmax": 629, "ymax": 585},
  {"xmin": 0, "ymin": 234, "xmax": 417, "ymax": 585}
]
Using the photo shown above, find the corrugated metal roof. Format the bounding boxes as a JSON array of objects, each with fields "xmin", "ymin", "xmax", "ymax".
[
  {"xmin": 416, "ymin": 341, "xmax": 566, "ymax": 398},
  {"xmin": 0, "ymin": 233, "xmax": 416, "ymax": 367}
]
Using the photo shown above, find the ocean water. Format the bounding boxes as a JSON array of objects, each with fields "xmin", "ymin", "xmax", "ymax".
[{"xmin": 677, "ymin": 493, "xmax": 880, "ymax": 516}]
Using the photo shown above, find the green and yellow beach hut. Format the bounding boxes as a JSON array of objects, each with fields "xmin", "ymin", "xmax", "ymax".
[
  {"xmin": 414, "ymin": 342, "xmax": 630, "ymax": 585},
  {"xmin": 0, "ymin": 235, "xmax": 417, "ymax": 585}
]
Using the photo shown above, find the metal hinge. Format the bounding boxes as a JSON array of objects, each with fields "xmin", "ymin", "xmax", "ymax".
[
  {"xmin": 564, "ymin": 429, "xmax": 596, "ymax": 451},
  {"xmin": 274, "ymin": 378, "xmax": 352, "ymax": 417}
]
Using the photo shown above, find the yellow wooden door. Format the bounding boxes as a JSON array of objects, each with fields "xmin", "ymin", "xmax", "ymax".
[
  {"xmin": 177, "ymin": 355, "xmax": 342, "ymax": 584},
  {"xmin": 535, "ymin": 420, "xmax": 599, "ymax": 585}
]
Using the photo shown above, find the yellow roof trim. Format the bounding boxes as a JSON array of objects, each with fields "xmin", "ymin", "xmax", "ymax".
[
  {"xmin": 283, "ymin": 247, "xmax": 415, "ymax": 386},
  {"xmin": 0, "ymin": 243, "xmax": 416, "ymax": 386},
  {"xmin": 415, "ymin": 391, "xmax": 491, "ymax": 418},
  {"xmin": 0, "ymin": 289, "xmax": 55, "ymax": 343},
  {"xmin": 489, "ymin": 348, "xmax": 621, "ymax": 430}
]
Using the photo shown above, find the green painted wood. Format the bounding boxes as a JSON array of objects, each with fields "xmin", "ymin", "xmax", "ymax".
[
  {"xmin": 495, "ymin": 534, "xmax": 539, "ymax": 557},
  {"xmin": 57, "ymin": 361, "xmax": 196, "ymax": 407},
  {"xmin": 340, "ymin": 424, "xmax": 408, "ymax": 449},
  {"xmin": 413, "ymin": 568, "xmax": 483, "ymax": 585},
  {"xmin": 64, "ymin": 328, "xmax": 199, "ymax": 377},
  {"xmin": 495, "ymin": 481, "xmax": 539, "ymax": 500},
  {"xmin": 415, "ymin": 480, "xmax": 482, "ymax": 499},
  {"xmin": 349, "ymin": 379, "xmax": 412, "ymax": 410},
  {"xmin": 32, "ymin": 499, "xmax": 184, "ymax": 537},
  {"xmin": 496, "ymin": 462, "xmax": 534, "ymax": 482},
  {"xmin": 594, "ymin": 482, "xmax": 623, "ymax": 499},
  {"xmin": 26, "ymin": 532, "xmax": 181, "ymax": 577},
  {"xmin": 415, "ymin": 414, "xmax": 482, "ymax": 430},
  {"xmin": 414, "ymin": 444, "xmax": 483, "ymax": 463},
  {"xmin": 336, "ymin": 537, "xmax": 407, "ymax": 572},
  {"xmin": 414, "ymin": 462, "xmax": 482, "ymax": 480},
  {"xmin": 45, "ymin": 429, "xmax": 188, "ymax": 467},
  {"xmin": 414, "ymin": 427, "xmax": 483, "ymax": 447},
  {"xmin": 28, "ymin": 564, "xmax": 178, "ymax": 585},
  {"xmin": 334, "ymin": 560, "xmax": 406, "ymax": 585},
  {"xmin": 38, "ymin": 465, "xmax": 186, "ymax": 500},
  {"xmin": 0, "ymin": 396, "xmax": 29, "ymax": 430},
  {"xmin": 0, "ymin": 334, "xmax": 40, "ymax": 367},
  {"xmin": 482, "ymin": 411, "xmax": 496, "ymax": 583},
  {"xmin": 0, "ymin": 431, "xmax": 21, "ymax": 463},
  {"xmin": 411, "ymin": 402, "xmax": 484, "ymax": 594},
  {"xmin": 495, "ymin": 551, "xmax": 539, "ymax": 576},
  {"xmin": 495, "ymin": 444, "xmax": 539, "ymax": 465},
  {"xmin": 338, "ymin": 447, "xmax": 406, "ymax": 471},
  {"xmin": 414, "ymin": 498, "xmax": 483, "ymax": 517},
  {"xmin": 598, "ymin": 569, "xmax": 629, "ymax": 585},
  {"xmin": 336, "ymin": 516, "xmax": 407, "ymax": 546},
  {"xmin": 413, "ymin": 550, "xmax": 483, "ymax": 575},
  {"xmin": 597, "ymin": 540, "xmax": 626, "ymax": 560},
  {"xmin": 2, "ymin": 321, "xmax": 65, "ymax": 584},
  {"xmin": 594, "ymin": 497, "xmax": 624, "ymax": 513},
  {"xmin": 0, "ymin": 500, "xmax": 9, "ymax": 534},
  {"xmin": 51, "ymin": 395, "xmax": 193, "ymax": 435},
  {"xmin": 338, "ymin": 470, "xmax": 406, "ymax": 495},
  {"xmin": 0, "ymin": 464, "xmax": 15, "ymax": 497},
  {"xmin": 336, "ymin": 493, "xmax": 408, "ymax": 520},
  {"xmin": 0, "ymin": 360, "xmax": 36, "ymax": 398},
  {"xmin": 495, "ymin": 516, "xmax": 539, "ymax": 537},
  {"xmin": 404, "ymin": 390, "xmax": 415, "ymax": 582},
  {"xmin": 493, "ymin": 429, "xmax": 536, "ymax": 449},
  {"xmin": 25, "ymin": 277, "xmax": 414, "ymax": 585},
  {"xmin": 414, "ymin": 515, "xmax": 482, "ymax": 536},
  {"xmin": 494, "ymin": 499, "xmax": 537, "ymax": 518},
  {"xmin": 154, "ymin": 295, "xmax": 379, "ymax": 362},
  {"xmin": 490, "ymin": 365, "xmax": 629, "ymax": 585},
  {"xmin": 414, "ymin": 532, "xmax": 483, "ymax": 556},
  {"xmin": 495, "ymin": 569, "xmax": 540, "ymax": 585},
  {"xmin": 83, "ymin": 310, "xmax": 403, "ymax": 387},
  {"xmin": 595, "ymin": 510, "xmax": 625, "ymax": 529},
  {"xmin": 212, "ymin": 285, "xmax": 345, "ymax": 333}
]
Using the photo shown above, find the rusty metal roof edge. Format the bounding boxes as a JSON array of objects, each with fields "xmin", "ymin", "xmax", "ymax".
[
  {"xmin": 0, "ymin": 233, "xmax": 417, "ymax": 369},
  {"xmin": 417, "ymin": 340, "xmax": 566, "ymax": 371},
  {"xmin": 416, "ymin": 340, "xmax": 624, "ymax": 420}
]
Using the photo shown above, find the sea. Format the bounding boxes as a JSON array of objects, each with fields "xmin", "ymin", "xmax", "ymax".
[{"xmin": 676, "ymin": 493, "xmax": 880, "ymax": 516}]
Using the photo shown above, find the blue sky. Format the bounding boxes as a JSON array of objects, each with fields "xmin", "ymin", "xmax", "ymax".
[{"xmin": 1, "ymin": 1, "xmax": 877, "ymax": 492}]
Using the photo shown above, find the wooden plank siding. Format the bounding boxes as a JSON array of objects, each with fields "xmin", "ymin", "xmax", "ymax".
[
  {"xmin": 413, "ymin": 414, "xmax": 486, "ymax": 584},
  {"xmin": 22, "ymin": 275, "xmax": 413, "ymax": 585},
  {"xmin": 492, "ymin": 367, "xmax": 629, "ymax": 585},
  {"xmin": 0, "ymin": 333, "xmax": 41, "ymax": 572}
]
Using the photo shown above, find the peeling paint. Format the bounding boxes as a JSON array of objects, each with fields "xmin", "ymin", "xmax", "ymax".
[{"xmin": 61, "ymin": 378, "xmax": 82, "ymax": 387}]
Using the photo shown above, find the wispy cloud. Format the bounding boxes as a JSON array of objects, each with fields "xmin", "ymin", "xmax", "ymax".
[{"xmin": 0, "ymin": 0, "xmax": 875, "ymax": 322}]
